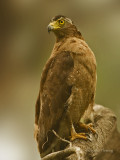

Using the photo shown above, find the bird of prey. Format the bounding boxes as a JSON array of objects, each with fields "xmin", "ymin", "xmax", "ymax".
[{"xmin": 34, "ymin": 15, "xmax": 97, "ymax": 157}]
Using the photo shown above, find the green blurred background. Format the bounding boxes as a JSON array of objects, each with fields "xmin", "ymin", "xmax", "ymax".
[{"xmin": 0, "ymin": 0, "xmax": 120, "ymax": 160}]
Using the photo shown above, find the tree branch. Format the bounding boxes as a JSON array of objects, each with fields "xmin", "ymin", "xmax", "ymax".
[{"xmin": 42, "ymin": 104, "xmax": 120, "ymax": 160}]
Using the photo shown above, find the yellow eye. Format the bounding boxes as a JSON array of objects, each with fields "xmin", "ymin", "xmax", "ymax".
[{"xmin": 58, "ymin": 20, "xmax": 65, "ymax": 25}]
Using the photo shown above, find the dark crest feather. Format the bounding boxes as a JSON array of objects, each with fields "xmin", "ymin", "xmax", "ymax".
[{"xmin": 52, "ymin": 15, "xmax": 66, "ymax": 21}]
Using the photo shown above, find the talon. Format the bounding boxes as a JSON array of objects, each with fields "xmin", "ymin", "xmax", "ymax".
[
  {"xmin": 88, "ymin": 123, "xmax": 94, "ymax": 128},
  {"xmin": 78, "ymin": 122, "xmax": 96, "ymax": 134},
  {"xmin": 88, "ymin": 125, "xmax": 96, "ymax": 134},
  {"xmin": 70, "ymin": 125, "xmax": 91, "ymax": 142},
  {"xmin": 70, "ymin": 133, "xmax": 87, "ymax": 141},
  {"xmin": 85, "ymin": 133, "xmax": 90, "ymax": 138},
  {"xmin": 70, "ymin": 132, "xmax": 91, "ymax": 141}
]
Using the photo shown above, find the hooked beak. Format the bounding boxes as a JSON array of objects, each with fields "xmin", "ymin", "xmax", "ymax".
[{"xmin": 47, "ymin": 23, "xmax": 54, "ymax": 33}]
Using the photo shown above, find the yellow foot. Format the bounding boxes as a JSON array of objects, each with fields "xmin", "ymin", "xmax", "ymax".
[
  {"xmin": 78, "ymin": 122, "xmax": 96, "ymax": 134},
  {"xmin": 70, "ymin": 132, "xmax": 91, "ymax": 141}
]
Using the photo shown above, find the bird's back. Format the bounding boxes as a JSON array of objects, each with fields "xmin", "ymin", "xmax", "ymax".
[{"xmin": 38, "ymin": 50, "xmax": 74, "ymax": 152}]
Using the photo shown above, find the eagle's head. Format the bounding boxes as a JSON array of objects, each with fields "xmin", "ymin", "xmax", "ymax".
[{"xmin": 47, "ymin": 15, "xmax": 82, "ymax": 40}]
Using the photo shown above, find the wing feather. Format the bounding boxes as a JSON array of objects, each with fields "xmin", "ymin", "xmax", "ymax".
[{"xmin": 38, "ymin": 51, "xmax": 74, "ymax": 152}]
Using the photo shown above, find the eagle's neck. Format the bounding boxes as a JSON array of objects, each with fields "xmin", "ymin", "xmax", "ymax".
[{"xmin": 54, "ymin": 25, "xmax": 83, "ymax": 42}]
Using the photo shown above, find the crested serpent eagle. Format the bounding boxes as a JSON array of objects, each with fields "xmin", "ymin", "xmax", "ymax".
[{"xmin": 34, "ymin": 15, "xmax": 97, "ymax": 158}]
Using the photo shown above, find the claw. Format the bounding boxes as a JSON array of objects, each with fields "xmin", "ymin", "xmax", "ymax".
[
  {"xmin": 70, "ymin": 132, "xmax": 91, "ymax": 141},
  {"xmin": 78, "ymin": 122, "xmax": 96, "ymax": 134},
  {"xmin": 70, "ymin": 125, "xmax": 92, "ymax": 142}
]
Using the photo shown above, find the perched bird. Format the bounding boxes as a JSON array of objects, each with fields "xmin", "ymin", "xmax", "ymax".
[{"xmin": 34, "ymin": 15, "xmax": 97, "ymax": 157}]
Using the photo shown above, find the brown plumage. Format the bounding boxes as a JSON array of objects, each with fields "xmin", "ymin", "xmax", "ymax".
[{"xmin": 34, "ymin": 15, "xmax": 97, "ymax": 157}]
